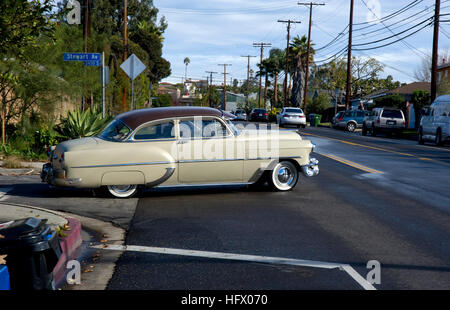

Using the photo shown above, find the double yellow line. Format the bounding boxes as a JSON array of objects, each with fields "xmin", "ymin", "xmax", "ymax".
[{"xmin": 316, "ymin": 152, "xmax": 384, "ymax": 174}]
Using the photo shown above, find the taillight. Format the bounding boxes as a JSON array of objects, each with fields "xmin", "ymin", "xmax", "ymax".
[
  {"xmin": 377, "ymin": 118, "xmax": 380, "ymax": 123},
  {"xmin": 60, "ymin": 152, "xmax": 64, "ymax": 160},
  {"xmin": 338, "ymin": 117, "xmax": 343, "ymax": 121},
  {"xmin": 300, "ymin": 115, "xmax": 305, "ymax": 118},
  {"xmin": 264, "ymin": 113, "xmax": 268, "ymax": 116}
]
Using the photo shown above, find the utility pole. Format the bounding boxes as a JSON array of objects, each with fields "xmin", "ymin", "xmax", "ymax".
[
  {"xmin": 345, "ymin": 0, "xmax": 354, "ymax": 111},
  {"xmin": 298, "ymin": 2, "xmax": 325, "ymax": 110},
  {"xmin": 431, "ymin": 0, "xmax": 441, "ymax": 102},
  {"xmin": 241, "ymin": 55, "xmax": 257, "ymax": 106},
  {"xmin": 121, "ymin": 0, "xmax": 128, "ymax": 112},
  {"xmin": 253, "ymin": 42, "xmax": 272, "ymax": 108},
  {"xmin": 218, "ymin": 64, "xmax": 232, "ymax": 111},
  {"xmin": 278, "ymin": 20, "xmax": 301, "ymax": 107},
  {"xmin": 205, "ymin": 71, "xmax": 218, "ymax": 107}
]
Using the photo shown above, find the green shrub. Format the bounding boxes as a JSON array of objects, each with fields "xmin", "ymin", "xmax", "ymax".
[{"xmin": 54, "ymin": 107, "xmax": 113, "ymax": 140}]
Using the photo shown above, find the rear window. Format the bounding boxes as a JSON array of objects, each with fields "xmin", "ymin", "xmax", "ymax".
[
  {"xmin": 285, "ymin": 108, "xmax": 303, "ymax": 113},
  {"xmin": 382, "ymin": 110, "xmax": 403, "ymax": 118},
  {"xmin": 253, "ymin": 109, "xmax": 266, "ymax": 113}
]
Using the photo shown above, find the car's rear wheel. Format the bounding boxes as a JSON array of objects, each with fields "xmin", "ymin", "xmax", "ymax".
[
  {"xmin": 346, "ymin": 122, "xmax": 356, "ymax": 132},
  {"xmin": 107, "ymin": 184, "xmax": 138, "ymax": 198},
  {"xmin": 268, "ymin": 161, "xmax": 299, "ymax": 191},
  {"xmin": 371, "ymin": 125, "xmax": 377, "ymax": 137}
]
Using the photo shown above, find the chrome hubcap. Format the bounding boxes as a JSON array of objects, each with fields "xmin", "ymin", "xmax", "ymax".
[{"xmin": 277, "ymin": 167, "xmax": 293, "ymax": 184}]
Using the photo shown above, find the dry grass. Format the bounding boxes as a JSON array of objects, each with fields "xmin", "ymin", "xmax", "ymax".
[{"xmin": 2, "ymin": 156, "xmax": 24, "ymax": 169}]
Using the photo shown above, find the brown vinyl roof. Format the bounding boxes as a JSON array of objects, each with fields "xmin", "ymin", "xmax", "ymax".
[{"xmin": 116, "ymin": 106, "xmax": 224, "ymax": 130}]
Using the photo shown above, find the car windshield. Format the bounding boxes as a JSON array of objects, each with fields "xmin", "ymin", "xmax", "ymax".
[
  {"xmin": 382, "ymin": 110, "xmax": 403, "ymax": 118},
  {"xmin": 99, "ymin": 120, "xmax": 131, "ymax": 141},
  {"xmin": 225, "ymin": 119, "xmax": 240, "ymax": 136},
  {"xmin": 285, "ymin": 108, "xmax": 303, "ymax": 113}
]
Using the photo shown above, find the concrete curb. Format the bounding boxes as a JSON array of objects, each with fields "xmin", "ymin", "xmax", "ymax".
[{"xmin": 53, "ymin": 217, "xmax": 82, "ymax": 288}]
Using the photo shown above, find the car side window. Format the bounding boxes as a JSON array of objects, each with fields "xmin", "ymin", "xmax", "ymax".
[
  {"xmin": 344, "ymin": 111, "xmax": 352, "ymax": 117},
  {"xmin": 202, "ymin": 119, "xmax": 229, "ymax": 138},
  {"xmin": 356, "ymin": 111, "xmax": 365, "ymax": 117},
  {"xmin": 134, "ymin": 122, "xmax": 175, "ymax": 140}
]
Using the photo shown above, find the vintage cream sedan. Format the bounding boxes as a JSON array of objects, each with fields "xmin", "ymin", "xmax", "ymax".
[{"xmin": 41, "ymin": 107, "xmax": 319, "ymax": 198}]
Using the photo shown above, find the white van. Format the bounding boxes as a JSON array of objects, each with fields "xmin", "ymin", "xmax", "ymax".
[{"xmin": 419, "ymin": 95, "xmax": 450, "ymax": 145}]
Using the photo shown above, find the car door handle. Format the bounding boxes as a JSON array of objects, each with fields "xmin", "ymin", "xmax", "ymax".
[{"xmin": 177, "ymin": 140, "xmax": 188, "ymax": 144}]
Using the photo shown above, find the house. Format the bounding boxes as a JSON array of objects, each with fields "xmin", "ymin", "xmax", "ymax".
[
  {"xmin": 437, "ymin": 62, "xmax": 450, "ymax": 91},
  {"xmin": 157, "ymin": 82, "xmax": 181, "ymax": 105},
  {"xmin": 364, "ymin": 82, "xmax": 431, "ymax": 102},
  {"xmin": 218, "ymin": 91, "xmax": 246, "ymax": 112}
]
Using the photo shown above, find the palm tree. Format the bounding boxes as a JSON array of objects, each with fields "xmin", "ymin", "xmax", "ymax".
[
  {"xmin": 267, "ymin": 48, "xmax": 285, "ymax": 108},
  {"xmin": 183, "ymin": 57, "xmax": 190, "ymax": 81},
  {"xmin": 289, "ymin": 35, "xmax": 315, "ymax": 107}
]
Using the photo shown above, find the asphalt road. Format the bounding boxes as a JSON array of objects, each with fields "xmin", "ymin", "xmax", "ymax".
[
  {"xmin": 108, "ymin": 125, "xmax": 450, "ymax": 290},
  {"xmin": 1, "ymin": 125, "xmax": 449, "ymax": 290}
]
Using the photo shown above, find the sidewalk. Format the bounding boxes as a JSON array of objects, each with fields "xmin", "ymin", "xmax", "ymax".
[{"xmin": 0, "ymin": 202, "xmax": 125, "ymax": 290}]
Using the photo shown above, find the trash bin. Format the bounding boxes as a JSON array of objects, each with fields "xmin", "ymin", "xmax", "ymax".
[
  {"xmin": 309, "ymin": 114, "xmax": 315, "ymax": 127},
  {"xmin": 0, "ymin": 265, "xmax": 10, "ymax": 290},
  {"xmin": 0, "ymin": 218, "xmax": 62, "ymax": 290},
  {"xmin": 314, "ymin": 114, "xmax": 322, "ymax": 127}
]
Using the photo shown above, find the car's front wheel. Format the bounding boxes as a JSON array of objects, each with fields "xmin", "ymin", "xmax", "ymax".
[
  {"xmin": 268, "ymin": 161, "xmax": 299, "ymax": 191},
  {"xmin": 107, "ymin": 184, "xmax": 138, "ymax": 198}
]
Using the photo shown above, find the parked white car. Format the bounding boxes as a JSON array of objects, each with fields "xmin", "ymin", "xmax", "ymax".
[
  {"xmin": 419, "ymin": 95, "xmax": 450, "ymax": 146},
  {"xmin": 276, "ymin": 108, "xmax": 306, "ymax": 128}
]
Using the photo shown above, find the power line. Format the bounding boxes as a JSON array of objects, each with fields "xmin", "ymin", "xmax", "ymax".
[
  {"xmin": 277, "ymin": 20, "xmax": 300, "ymax": 107},
  {"xmin": 360, "ymin": 0, "xmax": 429, "ymax": 59},
  {"xmin": 253, "ymin": 42, "xmax": 272, "ymax": 108},
  {"xmin": 298, "ymin": 2, "xmax": 325, "ymax": 109}
]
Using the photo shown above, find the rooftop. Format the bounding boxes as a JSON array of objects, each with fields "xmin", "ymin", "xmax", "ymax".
[{"xmin": 116, "ymin": 106, "xmax": 224, "ymax": 130}]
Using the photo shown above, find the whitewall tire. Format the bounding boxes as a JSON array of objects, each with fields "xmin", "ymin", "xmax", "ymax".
[
  {"xmin": 107, "ymin": 184, "xmax": 138, "ymax": 198},
  {"xmin": 268, "ymin": 161, "xmax": 299, "ymax": 191}
]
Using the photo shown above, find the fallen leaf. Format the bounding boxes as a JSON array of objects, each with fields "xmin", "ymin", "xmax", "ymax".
[
  {"xmin": 0, "ymin": 255, "xmax": 6, "ymax": 264},
  {"xmin": 100, "ymin": 239, "xmax": 108, "ymax": 243}
]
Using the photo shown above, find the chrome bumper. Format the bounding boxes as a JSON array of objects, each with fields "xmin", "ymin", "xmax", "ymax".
[
  {"xmin": 301, "ymin": 157, "xmax": 319, "ymax": 177},
  {"xmin": 40, "ymin": 163, "xmax": 82, "ymax": 186}
]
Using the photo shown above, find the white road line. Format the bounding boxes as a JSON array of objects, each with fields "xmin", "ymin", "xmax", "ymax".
[
  {"xmin": 92, "ymin": 244, "xmax": 376, "ymax": 290},
  {"xmin": 0, "ymin": 187, "xmax": 13, "ymax": 201}
]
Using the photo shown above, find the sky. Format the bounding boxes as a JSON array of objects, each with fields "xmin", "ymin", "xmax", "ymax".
[{"xmin": 152, "ymin": 0, "xmax": 450, "ymax": 86}]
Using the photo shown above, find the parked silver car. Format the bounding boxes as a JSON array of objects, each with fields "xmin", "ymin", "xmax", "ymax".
[
  {"xmin": 234, "ymin": 109, "xmax": 247, "ymax": 121},
  {"xmin": 276, "ymin": 108, "xmax": 306, "ymax": 128},
  {"xmin": 362, "ymin": 107, "xmax": 406, "ymax": 136}
]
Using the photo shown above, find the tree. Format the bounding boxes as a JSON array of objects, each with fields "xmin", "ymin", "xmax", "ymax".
[
  {"xmin": 184, "ymin": 57, "xmax": 191, "ymax": 80},
  {"xmin": 266, "ymin": 48, "xmax": 285, "ymax": 108},
  {"xmin": 0, "ymin": 0, "xmax": 55, "ymax": 58},
  {"xmin": 289, "ymin": 35, "xmax": 315, "ymax": 107},
  {"xmin": 0, "ymin": 0, "xmax": 56, "ymax": 145},
  {"xmin": 414, "ymin": 50, "xmax": 450, "ymax": 82}
]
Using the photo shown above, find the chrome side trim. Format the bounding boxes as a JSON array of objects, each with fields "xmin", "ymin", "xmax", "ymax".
[
  {"xmin": 178, "ymin": 158, "xmax": 245, "ymax": 163},
  {"xmin": 71, "ymin": 156, "xmax": 302, "ymax": 168},
  {"xmin": 156, "ymin": 182, "xmax": 253, "ymax": 189},
  {"xmin": 146, "ymin": 167, "xmax": 175, "ymax": 187},
  {"xmin": 71, "ymin": 161, "xmax": 175, "ymax": 169}
]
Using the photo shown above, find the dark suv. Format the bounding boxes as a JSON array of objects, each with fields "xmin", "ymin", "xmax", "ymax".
[{"xmin": 248, "ymin": 108, "xmax": 268, "ymax": 122}]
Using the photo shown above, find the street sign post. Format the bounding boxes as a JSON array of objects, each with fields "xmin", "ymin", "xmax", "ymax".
[
  {"xmin": 64, "ymin": 52, "xmax": 106, "ymax": 117},
  {"xmin": 120, "ymin": 54, "xmax": 146, "ymax": 110}
]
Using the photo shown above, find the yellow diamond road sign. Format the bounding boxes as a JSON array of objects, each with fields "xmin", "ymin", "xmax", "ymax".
[{"xmin": 120, "ymin": 54, "xmax": 146, "ymax": 80}]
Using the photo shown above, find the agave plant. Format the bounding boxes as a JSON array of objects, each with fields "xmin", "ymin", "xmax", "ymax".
[{"xmin": 54, "ymin": 107, "xmax": 113, "ymax": 140}]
